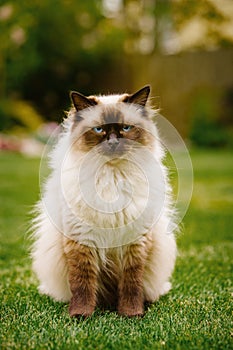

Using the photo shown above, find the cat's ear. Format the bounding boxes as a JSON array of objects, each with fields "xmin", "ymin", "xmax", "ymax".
[
  {"xmin": 70, "ymin": 91, "xmax": 97, "ymax": 112},
  {"xmin": 123, "ymin": 86, "xmax": 150, "ymax": 107}
]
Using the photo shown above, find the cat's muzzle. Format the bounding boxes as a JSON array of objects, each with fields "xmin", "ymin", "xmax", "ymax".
[
  {"xmin": 101, "ymin": 134, "xmax": 132, "ymax": 156},
  {"xmin": 108, "ymin": 133, "xmax": 120, "ymax": 151}
]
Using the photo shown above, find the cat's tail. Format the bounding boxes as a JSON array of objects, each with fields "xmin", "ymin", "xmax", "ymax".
[
  {"xmin": 31, "ymin": 203, "xmax": 71, "ymax": 302},
  {"xmin": 143, "ymin": 226, "xmax": 177, "ymax": 302}
]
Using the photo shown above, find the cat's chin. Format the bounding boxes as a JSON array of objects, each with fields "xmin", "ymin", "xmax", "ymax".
[{"xmin": 101, "ymin": 149, "xmax": 126, "ymax": 158}]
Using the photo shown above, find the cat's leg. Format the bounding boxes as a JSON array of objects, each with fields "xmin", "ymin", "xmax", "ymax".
[
  {"xmin": 63, "ymin": 238, "xmax": 99, "ymax": 317},
  {"xmin": 118, "ymin": 242, "xmax": 147, "ymax": 317}
]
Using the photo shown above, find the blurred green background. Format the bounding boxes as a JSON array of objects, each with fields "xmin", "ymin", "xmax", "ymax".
[{"xmin": 0, "ymin": 0, "xmax": 233, "ymax": 150}]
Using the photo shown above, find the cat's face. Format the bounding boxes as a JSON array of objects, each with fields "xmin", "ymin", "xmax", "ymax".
[{"xmin": 69, "ymin": 86, "xmax": 156, "ymax": 156}]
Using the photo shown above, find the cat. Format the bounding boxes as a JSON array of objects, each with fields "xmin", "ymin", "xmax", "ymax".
[{"xmin": 31, "ymin": 86, "xmax": 177, "ymax": 317}]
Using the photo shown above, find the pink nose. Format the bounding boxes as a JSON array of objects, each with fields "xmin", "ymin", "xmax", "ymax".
[
  {"xmin": 108, "ymin": 133, "xmax": 119, "ymax": 149},
  {"xmin": 109, "ymin": 133, "xmax": 118, "ymax": 139}
]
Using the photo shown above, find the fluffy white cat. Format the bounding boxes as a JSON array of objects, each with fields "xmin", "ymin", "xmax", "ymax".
[{"xmin": 31, "ymin": 86, "xmax": 177, "ymax": 317}]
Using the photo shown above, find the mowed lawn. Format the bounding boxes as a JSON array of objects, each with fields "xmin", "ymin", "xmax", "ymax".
[{"xmin": 0, "ymin": 149, "xmax": 232, "ymax": 350}]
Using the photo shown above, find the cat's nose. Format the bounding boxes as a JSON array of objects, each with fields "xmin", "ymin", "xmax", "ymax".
[{"xmin": 108, "ymin": 133, "xmax": 119, "ymax": 150}]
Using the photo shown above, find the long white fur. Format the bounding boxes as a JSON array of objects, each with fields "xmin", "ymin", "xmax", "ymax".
[{"xmin": 31, "ymin": 94, "xmax": 177, "ymax": 303}]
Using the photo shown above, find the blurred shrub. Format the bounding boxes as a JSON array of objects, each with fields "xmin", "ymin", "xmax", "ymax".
[
  {"xmin": 0, "ymin": 0, "xmax": 128, "ymax": 121},
  {"xmin": 190, "ymin": 116, "xmax": 228, "ymax": 147},
  {"xmin": 0, "ymin": 99, "xmax": 44, "ymax": 134},
  {"xmin": 189, "ymin": 91, "xmax": 230, "ymax": 148}
]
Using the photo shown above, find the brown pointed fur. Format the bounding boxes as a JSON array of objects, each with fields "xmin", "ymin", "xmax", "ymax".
[
  {"xmin": 118, "ymin": 241, "xmax": 151, "ymax": 317},
  {"xmin": 63, "ymin": 237, "xmax": 99, "ymax": 317},
  {"xmin": 63, "ymin": 236, "xmax": 152, "ymax": 317}
]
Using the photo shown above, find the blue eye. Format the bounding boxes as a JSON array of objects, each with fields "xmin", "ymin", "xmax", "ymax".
[
  {"xmin": 122, "ymin": 125, "xmax": 132, "ymax": 132},
  {"xmin": 93, "ymin": 126, "xmax": 103, "ymax": 133}
]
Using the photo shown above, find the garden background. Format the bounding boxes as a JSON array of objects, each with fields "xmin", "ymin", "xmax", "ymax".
[{"xmin": 0, "ymin": 1, "xmax": 232, "ymax": 349}]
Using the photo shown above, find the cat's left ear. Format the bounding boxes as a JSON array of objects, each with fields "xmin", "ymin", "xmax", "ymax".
[
  {"xmin": 123, "ymin": 85, "xmax": 150, "ymax": 107},
  {"xmin": 70, "ymin": 91, "xmax": 97, "ymax": 112}
]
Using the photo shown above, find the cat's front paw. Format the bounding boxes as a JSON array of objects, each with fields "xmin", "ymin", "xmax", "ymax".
[
  {"xmin": 118, "ymin": 302, "xmax": 144, "ymax": 317},
  {"xmin": 69, "ymin": 297, "xmax": 95, "ymax": 318}
]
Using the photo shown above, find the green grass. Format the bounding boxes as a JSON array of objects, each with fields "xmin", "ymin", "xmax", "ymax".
[{"xmin": 0, "ymin": 150, "xmax": 232, "ymax": 349}]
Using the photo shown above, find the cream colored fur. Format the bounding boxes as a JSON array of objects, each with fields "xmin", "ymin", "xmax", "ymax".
[{"xmin": 31, "ymin": 93, "xmax": 177, "ymax": 303}]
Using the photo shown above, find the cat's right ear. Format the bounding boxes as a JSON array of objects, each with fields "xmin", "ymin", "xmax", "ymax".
[{"xmin": 70, "ymin": 91, "xmax": 97, "ymax": 112}]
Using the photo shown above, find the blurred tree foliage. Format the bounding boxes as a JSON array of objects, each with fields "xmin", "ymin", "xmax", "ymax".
[
  {"xmin": 0, "ymin": 0, "xmax": 127, "ymax": 122},
  {"xmin": 189, "ymin": 91, "xmax": 229, "ymax": 148},
  {"xmin": 0, "ymin": 0, "xmax": 232, "ymax": 129}
]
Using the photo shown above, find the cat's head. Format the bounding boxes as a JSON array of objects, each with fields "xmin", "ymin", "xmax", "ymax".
[{"xmin": 68, "ymin": 86, "xmax": 158, "ymax": 156}]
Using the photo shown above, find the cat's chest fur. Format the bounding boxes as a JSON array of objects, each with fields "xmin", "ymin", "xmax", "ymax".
[{"xmin": 61, "ymin": 154, "xmax": 153, "ymax": 247}]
